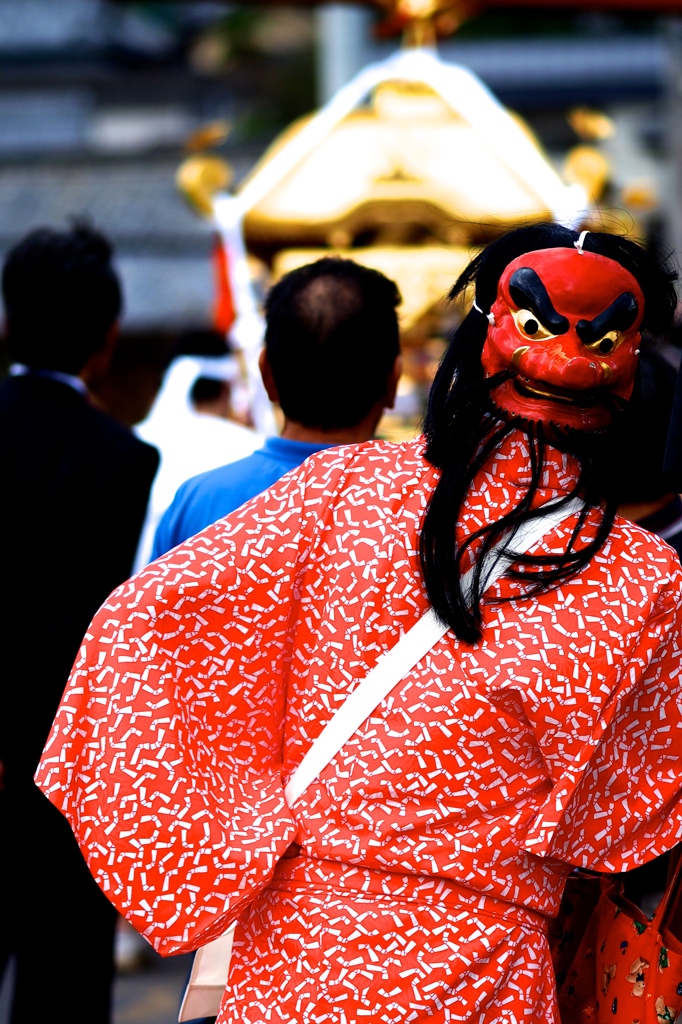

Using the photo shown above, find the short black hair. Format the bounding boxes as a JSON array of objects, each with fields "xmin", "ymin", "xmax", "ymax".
[
  {"xmin": 2, "ymin": 222, "xmax": 122, "ymax": 375},
  {"xmin": 264, "ymin": 257, "xmax": 401, "ymax": 431},
  {"xmin": 190, "ymin": 377, "xmax": 227, "ymax": 406}
]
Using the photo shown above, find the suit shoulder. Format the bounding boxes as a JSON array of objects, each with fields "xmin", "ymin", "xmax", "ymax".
[{"xmin": 87, "ymin": 405, "xmax": 158, "ymax": 466}]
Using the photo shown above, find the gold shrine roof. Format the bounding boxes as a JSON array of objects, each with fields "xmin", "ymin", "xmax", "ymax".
[
  {"xmin": 273, "ymin": 244, "xmax": 471, "ymax": 332},
  {"xmin": 242, "ymin": 81, "xmax": 560, "ymax": 252}
]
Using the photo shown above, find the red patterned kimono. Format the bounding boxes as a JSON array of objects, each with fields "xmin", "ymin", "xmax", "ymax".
[{"xmin": 36, "ymin": 433, "xmax": 682, "ymax": 1024}]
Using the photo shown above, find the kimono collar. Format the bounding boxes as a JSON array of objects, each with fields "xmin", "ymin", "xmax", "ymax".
[{"xmin": 470, "ymin": 428, "xmax": 582, "ymax": 512}]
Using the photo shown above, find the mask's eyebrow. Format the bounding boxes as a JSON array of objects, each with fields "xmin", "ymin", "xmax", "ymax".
[
  {"xmin": 575, "ymin": 292, "xmax": 639, "ymax": 344},
  {"xmin": 508, "ymin": 268, "xmax": 569, "ymax": 334}
]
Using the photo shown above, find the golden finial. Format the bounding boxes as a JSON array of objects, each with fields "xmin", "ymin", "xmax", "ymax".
[
  {"xmin": 177, "ymin": 120, "xmax": 234, "ymax": 218},
  {"xmin": 376, "ymin": 0, "xmax": 473, "ymax": 47},
  {"xmin": 184, "ymin": 120, "xmax": 232, "ymax": 154}
]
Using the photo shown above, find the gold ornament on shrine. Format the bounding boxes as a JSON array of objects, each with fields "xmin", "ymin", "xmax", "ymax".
[{"xmin": 176, "ymin": 0, "xmax": 588, "ymax": 438}]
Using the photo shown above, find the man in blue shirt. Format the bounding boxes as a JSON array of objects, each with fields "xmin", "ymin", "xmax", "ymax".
[{"xmin": 152, "ymin": 257, "xmax": 402, "ymax": 559}]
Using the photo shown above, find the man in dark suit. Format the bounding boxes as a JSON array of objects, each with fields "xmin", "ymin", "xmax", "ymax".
[{"xmin": 0, "ymin": 224, "xmax": 159, "ymax": 1023}]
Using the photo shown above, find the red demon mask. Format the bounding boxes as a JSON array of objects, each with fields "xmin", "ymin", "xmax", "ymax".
[{"xmin": 480, "ymin": 246, "xmax": 645, "ymax": 431}]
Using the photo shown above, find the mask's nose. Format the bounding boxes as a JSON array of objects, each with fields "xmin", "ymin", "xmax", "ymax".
[{"xmin": 559, "ymin": 356, "xmax": 604, "ymax": 389}]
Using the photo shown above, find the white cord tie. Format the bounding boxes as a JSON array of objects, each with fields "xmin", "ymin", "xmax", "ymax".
[
  {"xmin": 473, "ymin": 299, "xmax": 496, "ymax": 326},
  {"xmin": 574, "ymin": 230, "xmax": 589, "ymax": 255}
]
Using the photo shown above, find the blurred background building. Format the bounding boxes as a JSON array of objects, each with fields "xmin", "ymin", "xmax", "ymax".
[
  {"xmin": 0, "ymin": 0, "xmax": 679, "ymax": 436},
  {"xmin": 0, "ymin": 0, "xmax": 676, "ymax": 340}
]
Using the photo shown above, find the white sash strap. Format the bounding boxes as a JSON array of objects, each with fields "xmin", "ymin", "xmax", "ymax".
[
  {"xmin": 284, "ymin": 607, "xmax": 447, "ymax": 808},
  {"xmin": 178, "ymin": 496, "xmax": 583, "ymax": 1021},
  {"xmin": 285, "ymin": 496, "xmax": 583, "ymax": 808}
]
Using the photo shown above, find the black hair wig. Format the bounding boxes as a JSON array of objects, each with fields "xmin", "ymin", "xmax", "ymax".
[{"xmin": 420, "ymin": 223, "xmax": 678, "ymax": 645}]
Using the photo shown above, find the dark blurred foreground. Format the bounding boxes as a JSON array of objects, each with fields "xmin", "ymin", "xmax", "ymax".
[
  {"xmin": 0, "ymin": 948, "xmax": 193, "ymax": 1024},
  {"xmin": 112, "ymin": 951, "xmax": 194, "ymax": 1024}
]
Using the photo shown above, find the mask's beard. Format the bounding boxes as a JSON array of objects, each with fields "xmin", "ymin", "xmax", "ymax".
[
  {"xmin": 486, "ymin": 375, "xmax": 628, "ymax": 448},
  {"xmin": 443, "ymin": 368, "xmax": 515, "ymax": 436}
]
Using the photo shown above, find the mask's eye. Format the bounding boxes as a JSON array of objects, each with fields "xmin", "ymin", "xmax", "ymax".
[
  {"xmin": 511, "ymin": 308, "xmax": 557, "ymax": 341},
  {"xmin": 583, "ymin": 330, "xmax": 622, "ymax": 356}
]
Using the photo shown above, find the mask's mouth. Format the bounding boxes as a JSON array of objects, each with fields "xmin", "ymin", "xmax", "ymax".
[{"xmin": 512, "ymin": 376, "xmax": 602, "ymax": 408}]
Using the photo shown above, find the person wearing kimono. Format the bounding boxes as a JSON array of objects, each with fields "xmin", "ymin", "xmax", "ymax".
[{"xmin": 36, "ymin": 225, "xmax": 682, "ymax": 1024}]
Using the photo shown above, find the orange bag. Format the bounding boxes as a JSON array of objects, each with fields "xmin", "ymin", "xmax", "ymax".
[{"xmin": 554, "ymin": 856, "xmax": 682, "ymax": 1024}]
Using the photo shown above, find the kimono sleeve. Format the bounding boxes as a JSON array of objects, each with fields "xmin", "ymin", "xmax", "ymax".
[
  {"xmin": 35, "ymin": 457, "xmax": 326, "ymax": 955},
  {"xmin": 523, "ymin": 564, "xmax": 682, "ymax": 872}
]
